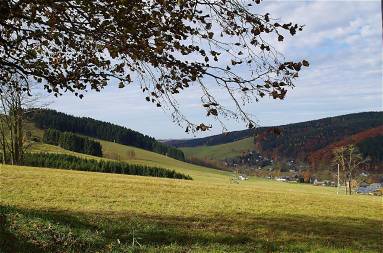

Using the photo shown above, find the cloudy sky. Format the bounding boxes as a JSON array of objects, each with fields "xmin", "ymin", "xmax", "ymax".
[{"xmin": 47, "ymin": 0, "xmax": 382, "ymax": 139}]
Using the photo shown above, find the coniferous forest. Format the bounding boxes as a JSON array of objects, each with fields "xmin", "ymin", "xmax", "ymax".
[
  {"xmin": 168, "ymin": 112, "xmax": 383, "ymax": 149},
  {"xmin": 169, "ymin": 112, "xmax": 383, "ymax": 164},
  {"xmin": 43, "ymin": 129, "xmax": 103, "ymax": 157},
  {"xmin": 24, "ymin": 153, "xmax": 192, "ymax": 180},
  {"xmin": 358, "ymin": 136, "xmax": 383, "ymax": 163},
  {"xmin": 27, "ymin": 109, "xmax": 185, "ymax": 161}
]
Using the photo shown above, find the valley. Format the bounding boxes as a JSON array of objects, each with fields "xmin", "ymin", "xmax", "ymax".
[{"xmin": 1, "ymin": 110, "xmax": 382, "ymax": 252}]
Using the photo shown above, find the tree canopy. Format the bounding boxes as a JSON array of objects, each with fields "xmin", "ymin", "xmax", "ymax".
[{"xmin": 0, "ymin": 0, "xmax": 308, "ymax": 131}]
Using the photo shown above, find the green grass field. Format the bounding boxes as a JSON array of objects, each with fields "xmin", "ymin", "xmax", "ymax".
[
  {"xmin": 181, "ymin": 137, "xmax": 255, "ymax": 161},
  {"xmin": 1, "ymin": 164, "xmax": 382, "ymax": 252},
  {"xmin": 1, "ymin": 126, "xmax": 382, "ymax": 252},
  {"xmin": 30, "ymin": 140, "xmax": 229, "ymax": 182},
  {"xmin": 27, "ymin": 122, "xmax": 230, "ymax": 181}
]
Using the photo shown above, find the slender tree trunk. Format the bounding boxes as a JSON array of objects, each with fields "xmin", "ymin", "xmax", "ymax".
[
  {"xmin": 16, "ymin": 97, "xmax": 23, "ymax": 164},
  {"xmin": 9, "ymin": 114, "xmax": 14, "ymax": 165},
  {"xmin": 1, "ymin": 131, "xmax": 6, "ymax": 164},
  {"xmin": 345, "ymin": 181, "xmax": 348, "ymax": 195},
  {"xmin": 0, "ymin": 84, "xmax": 32, "ymax": 165}
]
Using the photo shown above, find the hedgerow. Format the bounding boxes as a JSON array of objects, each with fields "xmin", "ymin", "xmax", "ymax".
[{"xmin": 23, "ymin": 153, "xmax": 192, "ymax": 180}]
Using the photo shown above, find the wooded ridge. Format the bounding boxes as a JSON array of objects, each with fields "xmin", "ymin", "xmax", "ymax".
[{"xmin": 27, "ymin": 109, "xmax": 185, "ymax": 161}]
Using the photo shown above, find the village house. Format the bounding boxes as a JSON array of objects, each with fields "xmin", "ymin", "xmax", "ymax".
[{"xmin": 356, "ymin": 183, "xmax": 383, "ymax": 195}]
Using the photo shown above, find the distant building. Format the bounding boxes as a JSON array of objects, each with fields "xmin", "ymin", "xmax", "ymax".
[
  {"xmin": 359, "ymin": 182, "xmax": 369, "ymax": 188},
  {"xmin": 238, "ymin": 175, "xmax": 249, "ymax": 181},
  {"xmin": 313, "ymin": 179, "xmax": 325, "ymax": 186},
  {"xmin": 356, "ymin": 183, "xmax": 383, "ymax": 195}
]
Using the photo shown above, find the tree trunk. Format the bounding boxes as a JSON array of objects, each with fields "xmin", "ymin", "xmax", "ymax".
[
  {"xmin": 9, "ymin": 93, "xmax": 23, "ymax": 165},
  {"xmin": 9, "ymin": 116, "xmax": 14, "ymax": 165},
  {"xmin": 16, "ymin": 104, "xmax": 23, "ymax": 165},
  {"xmin": 1, "ymin": 131, "xmax": 6, "ymax": 164},
  {"xmin": 344, "ymin": 180, "xmax": 348, "ymax": 195}
]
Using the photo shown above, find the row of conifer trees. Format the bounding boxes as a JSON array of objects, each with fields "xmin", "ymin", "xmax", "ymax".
[
  {"xmin": 27, "ymin": 109, "xmax": 185, "ymax": 161},
  {"xmin": 43, "ymin": 129, "xmax": 103, "ymax": 157},
  {"xmin": 24, "ymin": 153, "xmax": 192, "ymax": 180}
]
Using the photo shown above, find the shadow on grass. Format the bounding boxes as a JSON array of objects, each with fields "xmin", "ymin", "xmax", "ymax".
[
  {"xmin": 0, "ymin": 205, "xmax": 381, "ymax": 252},
  {"xmin": 0, "ymin": 218, "xmax": 42, "ymax": 253}
]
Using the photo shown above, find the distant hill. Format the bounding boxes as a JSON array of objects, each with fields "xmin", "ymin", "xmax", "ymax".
[
  {"xmin": 25, "ymin": 114, "xmax": 228, "ymax": 181},
  {"xmin": 165, "ymin": 128, "xmax": 254, "ymax": 148},
  {"xmin": 308, "ymin": 126, "xmax": 383, "ymax": 170},
  {"xmin": 167, "ymin": 112, "xmax": 383, "ymax": 148},
  {"xmin": 253, "ymin": 112, "xmax": 383, "ymax": 162},
  {"xmin": 27, "ymin": 109, "xmax": 185, "ymax": 161},
  {"xmin": 170, "ymin": 112, "xmax": 383, "ymax": 171}
]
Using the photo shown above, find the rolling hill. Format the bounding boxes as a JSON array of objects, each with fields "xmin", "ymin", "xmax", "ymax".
[
  {"xmin": 27, "ymin": 120, "xmax": 230, "ymax": 182},
  {"xmin": 26, "ymin": 109, "xmax": 185, "ymax": 161},
  {"xmin": 181, "ymin": 137, "xmax": 255, "ymax": 161},
  {"xmin": 171, "ymin": 112, "xmax": 383, "ymax": 171},
  {"xmin": 1, "ymin": 111, "xmax": 382, "ymax": 252}
]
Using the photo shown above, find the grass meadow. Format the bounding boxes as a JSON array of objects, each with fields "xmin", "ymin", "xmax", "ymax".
[
  {"xmin": 1, "ymin": 163, "xmax": 382, "ymax": 252},
  {"xmin": 31, "ymin": 140, "xmax": 230, "ymax": 182},
  {"xmin": 181, "ymin": 137, "xmax": 255, "ymax": 161},
  {"xmin": 1, "ymin": 127, "xmax": 381, "ymax": 252}
]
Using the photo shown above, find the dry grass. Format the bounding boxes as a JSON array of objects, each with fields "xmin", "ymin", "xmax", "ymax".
[{"xmin": 1, "ymin": 164, "xmax": 382, "ymax": 252}]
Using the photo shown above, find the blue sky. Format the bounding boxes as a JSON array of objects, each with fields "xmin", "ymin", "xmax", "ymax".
[{"xmin": 46, "ymin": 0, "xmax": 382, "ymax": 139}]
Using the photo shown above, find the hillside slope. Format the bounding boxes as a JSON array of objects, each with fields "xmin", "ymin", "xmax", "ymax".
[
  {"xmin": 254, "ymin": 112, "xmax": 383, "ymax": 162},
  {"xmin": 308, "ymin": 126, "xmax": 383, "ymax": 170},
  {"xmin": 31, "ymin": 140, "xmax": 229, "ymax": 182},
  {"xmin": 177, "ymin": 112, "xmax": 383, "ymax": 169},
  {"xmin": 168, "ymin": 111, "xmax": 382, "ymax": 148},
  {"xmin": 27, "ymin": 109, "xmax": 185, "ymax": 161},
  {"xmin": 181, "ymin": 137, "xmax": 254, "ymax": 161},
  {"xmin": 1, "ymin": 164, "xmax": 382, "ymax": 252},
  {"xmin": 165, "ymin": 128, "xmax": 254, "ymax": 148}
]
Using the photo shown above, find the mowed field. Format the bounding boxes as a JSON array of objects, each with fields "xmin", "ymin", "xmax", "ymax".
[
  {"xmin": 181, "ymin": 137, "xmax": 255, "ymax": 161},
  {"xmin": 1, "ymin": 163, "xmax": 382, "ymax": 252}
]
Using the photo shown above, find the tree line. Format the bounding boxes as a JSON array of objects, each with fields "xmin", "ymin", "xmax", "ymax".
[
  {"xmin": 24, "ymin": 153, "xmax": 192, "ymax": 180},
  {"xmin": 27, "ymin": 109, "xmax": 185, "ymax": 161},
  {"xmin": 43, "ymin": 129, "xmax": 103, "ymax": 157}
]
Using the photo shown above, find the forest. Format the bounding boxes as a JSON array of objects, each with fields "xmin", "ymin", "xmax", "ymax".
[
  {"xmin": 169, "ymin": 112, "xmax": 383, "ymax": 149},
  {"xmin": 358, "ymin": 136, "xmax": 383, "ymax": 163},
  {"xmin": 23, "ymin": 153, "xmax": 192, "ymax": 180},
  {"xmin": 43, "ymin": 129, "xmax": 103, "ymax": 157},
  {"xmin": 253, "ymin": 112, "xmax": 383, "ymax": 162},
  {"xmin": 173, "ymin": 112, "xmax": 382, "ymax": 163},
  {"xmin": 27, "ymin": 109, "xmax": 185, "ymax": 161}
]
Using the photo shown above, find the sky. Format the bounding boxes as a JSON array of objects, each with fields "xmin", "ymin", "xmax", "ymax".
[{"xmin": 45, "ymin": 0, "xmax": 382, "ymax": 140}]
